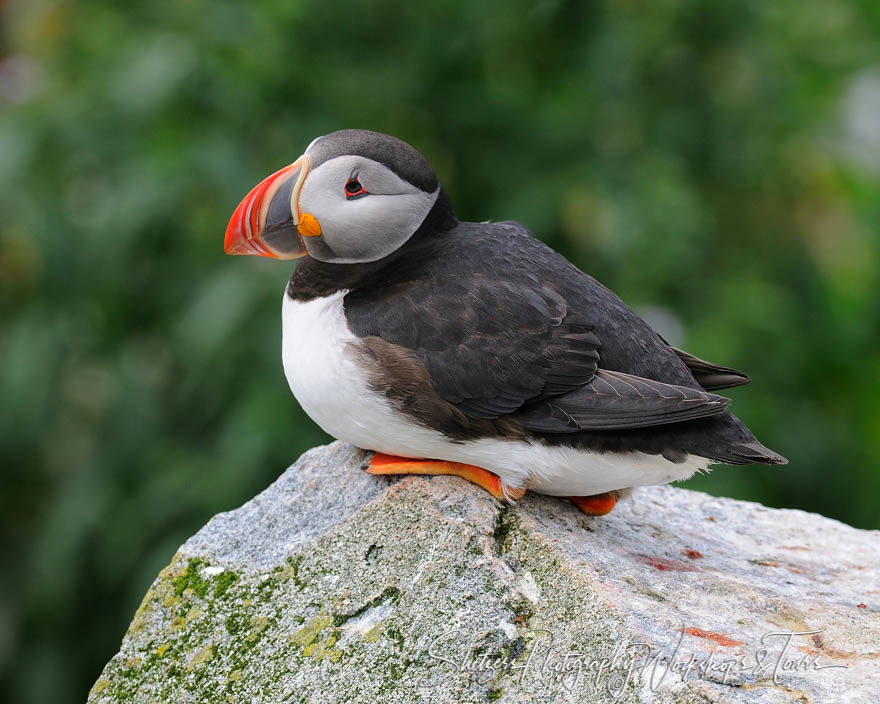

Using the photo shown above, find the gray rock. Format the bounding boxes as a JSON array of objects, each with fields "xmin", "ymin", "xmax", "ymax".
[{"xmin": 89, "ymin": 442, "xmax": 880, "ymax": 704}]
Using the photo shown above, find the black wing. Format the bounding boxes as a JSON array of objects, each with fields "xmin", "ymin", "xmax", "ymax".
[
  {"xmin": 345, "ymin": 273, "xmax": 728, "ymax": 431},
  {"xmin": 517, "ymin": 369, "xmax": 728, "ymax": 432},
  {"xmin": 670, "ymin": 347, "xmax": 750, "ymax": 391}
]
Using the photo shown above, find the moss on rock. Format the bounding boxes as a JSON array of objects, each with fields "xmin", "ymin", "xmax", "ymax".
[{"xmin": 89, "ymin": 442, "xmax": 880, "ymax": 704}]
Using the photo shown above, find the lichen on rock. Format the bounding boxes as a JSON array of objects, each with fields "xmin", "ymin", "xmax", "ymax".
[{"xmin": 90, "ymin": 442, "xmax": 880, "ymax": 703}]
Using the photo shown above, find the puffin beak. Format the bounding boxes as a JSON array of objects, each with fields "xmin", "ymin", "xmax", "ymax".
[{"xmin": 224, "ymin": 155, "xmax": 310, "ymax": 259}]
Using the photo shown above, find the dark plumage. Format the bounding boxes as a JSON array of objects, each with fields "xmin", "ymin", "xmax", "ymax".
[
  {"xmin": 289, "ymin": 187, "xmax": 785, "ymax": 467},
  {"xmin": 307, "ymin": 131, "xmax": 439, "ymax": 193}
]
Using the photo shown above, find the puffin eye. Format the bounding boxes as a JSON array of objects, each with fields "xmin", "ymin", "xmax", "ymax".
[{"xmin": 344, "ymin": 176, "xmax": 368, "ymax": 199}]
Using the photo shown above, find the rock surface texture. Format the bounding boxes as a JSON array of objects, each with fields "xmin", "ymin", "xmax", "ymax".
[{"xmin": 90, "ymin": 442, "xmax": 879, "ymax": 703}]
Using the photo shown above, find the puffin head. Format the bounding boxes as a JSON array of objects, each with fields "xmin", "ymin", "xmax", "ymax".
[{"xmin": 224, "ymin": 130, "xmax": 443, "ymax": 264}]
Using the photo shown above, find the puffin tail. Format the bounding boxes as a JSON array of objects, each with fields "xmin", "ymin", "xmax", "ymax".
[
  {"xmin": 716, "ymin": 440, "xmax": 788, "ymax": 466},
  {"xmin": 699, "ymin": 413, "xmax": 789, "ymax": 466}
]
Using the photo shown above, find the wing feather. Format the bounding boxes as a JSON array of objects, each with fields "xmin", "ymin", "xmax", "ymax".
[
  {"xmin": 517, "ymin": 370, "xmax": 729, "ymax": 432},
  {"xmin": 670, "ymin": 346, "xmax": 750, "ymax": 390},
  {"xmin": 346, "ymin": 272, "xmax": 729, "ymax": 433}
]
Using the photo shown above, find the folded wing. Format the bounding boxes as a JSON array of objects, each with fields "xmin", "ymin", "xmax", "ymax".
[
  {"xmin": 346, "ymin": 273, "xmax": 729, "ymax": 433},
  {"xmin": 670, "ymin": 347, "xmax": 750, "ymax": 391},
  {"xmin": 516, "ymin": 369, "xmax": 729, "ymax": 432}
]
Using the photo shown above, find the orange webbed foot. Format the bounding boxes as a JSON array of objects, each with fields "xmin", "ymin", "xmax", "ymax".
[
  {"xmin": 567, "ymin": 491, "xmax": 619, "ymax": 516},
  {"xmin": 367, "ymin": 452, "xmax": 525, "ymax": 503}
]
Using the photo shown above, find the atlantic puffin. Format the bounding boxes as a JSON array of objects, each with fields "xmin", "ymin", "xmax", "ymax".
[{"xmin": 224, "ymin": 129, "xmax": 787, "ymax": 516}]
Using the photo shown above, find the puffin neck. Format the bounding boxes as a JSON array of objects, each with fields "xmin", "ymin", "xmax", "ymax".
[{"xmin": 286, "ymin": 188, "xmax": 457, "ymax": 301}]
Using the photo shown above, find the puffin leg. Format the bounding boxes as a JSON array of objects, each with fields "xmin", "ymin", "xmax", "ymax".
[
  {"xmin": 567, "ymin": 491, "xmax": 619, "ymax": 516},
  {"xmin": 367, "ymin": 452, "xmax": 526, "ymax": 503}
]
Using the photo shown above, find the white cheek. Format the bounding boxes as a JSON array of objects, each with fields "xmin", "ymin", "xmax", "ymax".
[
  {"xmin": 300, "ymin": 179, "xmax": 348, "ymax": 223},
  {"xmin": 299, "ymin": 168, "xmax": 439, "ymax": 263},
  {"xmin": 323, "ymin": 190, "xmax": 436, "ymax": 238}
]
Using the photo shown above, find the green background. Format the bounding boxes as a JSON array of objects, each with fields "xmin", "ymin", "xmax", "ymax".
[{"xmin": 2, "ymin": 0, "xmax": 879, "ymax": 701}]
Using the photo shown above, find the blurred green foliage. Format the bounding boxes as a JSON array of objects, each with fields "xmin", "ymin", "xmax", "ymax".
[{"xmin": 1, "ymin": 0, "xmax": 879, "ymax": 701}]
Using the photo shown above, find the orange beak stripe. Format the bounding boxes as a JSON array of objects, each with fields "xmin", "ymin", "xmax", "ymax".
[{"xmin": 224, "ymin": 155, "xmax": 310, "ymax": 258}]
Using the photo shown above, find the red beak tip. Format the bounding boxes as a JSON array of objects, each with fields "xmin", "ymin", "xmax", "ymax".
[{"xmin": 223, "ymin": 228, "xmax": 241, "ymax": 255}]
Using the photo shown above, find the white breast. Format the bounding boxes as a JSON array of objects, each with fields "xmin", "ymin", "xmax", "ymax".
[
  {"xmin": 281, "ymin": 290, "xmax": 710, "ymax": 496},
  {"xmin": 281, "ymin": 290, "xmax": 384, "ymax": 450}
]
